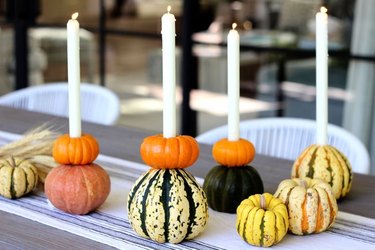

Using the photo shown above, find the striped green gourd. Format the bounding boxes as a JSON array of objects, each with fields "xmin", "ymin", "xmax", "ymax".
[
  {"xmin": 292, "ymin": 144, "xmax": 352, "ymax": 199},
  {"xmin": 203, "ymin": 165, "xmax": 263, "ymax": 213},
  {"xmin": 127, "ymin": 168, "xmax": 209, "ymax": 243},
  {"xmin": 0, "ymin": 157, "xmax": 39, "ymax": 199}
]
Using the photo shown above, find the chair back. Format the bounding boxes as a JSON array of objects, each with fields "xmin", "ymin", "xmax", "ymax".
[
  {"xmin": 196, "ymin": 118, "xmax": 370, "ymax": 174},
  {"xmin": 0, "ymin": 83, "xmax": 120, "ymax": 125}
]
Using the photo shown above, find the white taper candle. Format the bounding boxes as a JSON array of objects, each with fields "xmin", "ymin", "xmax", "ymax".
[
  {"xmin": 67, "ymin": 12, "xmax": 81, "ymax": 138},
  {"xmin": 227, "ymin": 23, "xmax": 240, "ymax": 141},
  {"xmin": 161, "ymin": 6, "xmax": 176, "ymax": 138},
  {"xmin": 316, "ymin": 7, "xmax": 328, "ymax": 145}
]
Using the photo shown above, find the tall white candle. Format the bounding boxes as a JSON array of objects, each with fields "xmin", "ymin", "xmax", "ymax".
[
  {"xmin": 316, "ymin": 7, "xmax": 328, "ymax": 145},
  {"xmin": 67, "ymin": 12, "xmax": 81, "ymax": 138},
  {"xmin": 161, "ymin": 6, "xmax": 176, "ymax": 138},
  {"xmin": 227, "ymin": 23, "xmax": 240, "ymax": 141}
]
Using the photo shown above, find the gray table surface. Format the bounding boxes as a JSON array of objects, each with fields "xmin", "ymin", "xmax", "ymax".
[{"xmin": 0, "ymin": 106, "xmax": 374, "ymax": 249}]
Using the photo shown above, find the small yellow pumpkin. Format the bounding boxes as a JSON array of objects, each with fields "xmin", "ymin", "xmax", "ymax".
[
  {"xmin": 236, "ymin": 193, "xmax": 289, "ymax": 247},
  {"xmin": 292, "ymin": 144, "xmax": 352, "ymax": 199},
  {"xmin": 274, "ymin": 177, "xmax": 338, "ymax": 235},
  {"xmin": 0, "ymin": 157, "xmax": 38, "ymax": 199}
]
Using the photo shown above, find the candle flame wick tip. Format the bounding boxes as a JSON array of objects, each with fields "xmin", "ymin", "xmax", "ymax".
[
  {"xmin": 72, "ymin": 12, "xmax": 79, "ymax": 20},
  {"xmin": 232, "ymin": 23, "xmax": 237, "ymax": 30},
  {"xmin": 167, "ymin": 5, "xmax": 171, "ymax": 13},
  {"xmin": 320, "ymin": 6, "xmax": 327, "ymax": 13}
]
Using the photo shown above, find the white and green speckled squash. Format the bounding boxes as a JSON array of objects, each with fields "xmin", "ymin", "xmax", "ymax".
[
  {"xmin": 127, "ymin": 168, "xmax": 209, "ymax": 243},
  {"xmin": 0, "ymin": 157, "xmax": 39, "ymax": 199}
]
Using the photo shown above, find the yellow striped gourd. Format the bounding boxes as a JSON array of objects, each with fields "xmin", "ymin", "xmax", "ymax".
[
  {"xmin": 236, "ymin": 193, "xmax": 289, "ymax": 247},
  {"xmin": 127, "ymin": 168, "xmax": 209, "ymax": 243},
  {"xmin": 274, "ymin": 177, "xmax": 338, "ymax": 235},
  {"xmin": 292, "ymin": 144, "xmax": 352, "ymax": 199},
  {"xmin": 0, "ymin": 157, "xmax": 38, "ymax": 199}
]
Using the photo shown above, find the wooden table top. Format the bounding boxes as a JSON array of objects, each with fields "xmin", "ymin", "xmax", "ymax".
[{"xmin": 0, "ymin": 106, "xmax": 373, "ymax": 249}]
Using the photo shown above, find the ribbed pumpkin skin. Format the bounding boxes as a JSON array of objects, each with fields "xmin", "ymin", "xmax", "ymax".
[
  {"xmin": 203, "ymin": 165, "xmax": 263, "ymax": 213},
  {"xmin": 127, "ymin": 168, "xmax": 209, "ymax": 243},
  {"xmin": 45, "ymin": 163, "xmax": 110, "ymax": 215},
  {"xmin": 212, "ymin": 138, "xmax": 256, "ymax": 167},
  {"xmin": 0, "ymin": 157, "xmax": 38, "ymax": 199},
  {"xmin": 292, "ymin": 144, "xmax": 352, "ymax": 199},
  {"xmin": 52, "ymin": 134, "xmax": 100, "ymax": 165},
  {"xmin": 274, "ymin": 177, "xmax": 338, "ymax": 235},
  {"xmin": 140, "ymin": 134, "xmax": 200, "ymax": 169},
  {"xmin": 236, "ymin": 193, "xmax": 289, "ymax": 247}
]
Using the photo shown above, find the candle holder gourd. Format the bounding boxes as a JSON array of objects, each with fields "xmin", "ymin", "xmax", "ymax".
[
  {"xmin": 44, "ymin": 133, "xmax": 111, "ymax": 215},
  {"xmin": 127, "ymin": 134, "xmax": 209, "ymax": 244},
  {"xmin": 203, "ymin": 138, "xmax": 264, "ymax": 213},
  {"xmin": 291, "ymin": 144, "xmax": 352, "ymax": 199},
  {"xmin": 293, "ymin": 7, "xmax": 353, "ymax": 200}
]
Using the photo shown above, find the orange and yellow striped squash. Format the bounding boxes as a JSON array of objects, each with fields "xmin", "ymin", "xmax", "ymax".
[{"xmin": 274, "ymin": 177, "xmax": 338, "ymax": 235}]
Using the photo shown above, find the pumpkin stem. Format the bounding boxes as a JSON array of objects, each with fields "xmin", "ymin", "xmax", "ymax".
[
  {"xmin": 299, "ymin": 179, "xmax": 308, "ymax": 189},
  {"xmin": 260, "ymin": 194, "xmax": 266, "ymax": 209},
  {"xmin": 10, "ymin": 156, "xmax": 16, "ymax": 168}
]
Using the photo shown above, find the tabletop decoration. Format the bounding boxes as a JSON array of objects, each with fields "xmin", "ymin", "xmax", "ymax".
[
  {"xmin": 291, "ymin": 7, "xmax": 352, "ymax": 200},
  {"xmin": 44, "ymin": 13, "xmax": 110, "ymax": 215},
  {"xmin": 274, "ymin": 177, "xmax": 338, "ymax": 235},
  {"xmin": 236, "ymin": 193, "xmax": 289, "ymax": 247},
  {"xmin": 127, "ymin": 6, "xmax": 208, "ymax": 244},
  {"xmin": 0, "ymin": 126, "xmax": 58, "ymax": 199},
  {"xmin": 203, "ymin": 138, "xmax": 263, "ymax": 213},
  {"xmin": 140, "ymin": 134, "xmax": 199, "ymax": 169},
  {"xmin": 202, "ymin": 23, "xmax": 263, "ymax": 214},
  {"xmin": 0, "ymin": 157, "xmax": 39, "ymax": 199}
]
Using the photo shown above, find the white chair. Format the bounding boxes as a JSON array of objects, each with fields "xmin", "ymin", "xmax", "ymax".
[
  {"xmin": 196, "ymin": 118, "xmax": 370, "ymax": 174},
  {"xmin": 0, "ymin": 83, "xmax": 120, "ymax": 125}
]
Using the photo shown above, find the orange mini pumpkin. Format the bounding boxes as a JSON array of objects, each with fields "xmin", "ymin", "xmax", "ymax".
[
  {"xmin": 212, "ymin": 138, "xmax": 255, "ymax": 167},
  {"xmin": 44, "ymin": 163, "xmax": 111, "ymax": 215},
  {"xmin": 140, "ymin": 134, "xmax": 199, "ymax": 169},
  {"xmin": 53, "ymin": 134, "xmax": 99, "ymax": 165}
]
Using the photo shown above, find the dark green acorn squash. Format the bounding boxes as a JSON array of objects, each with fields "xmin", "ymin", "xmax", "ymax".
[{"xmin": 203, "ymin": 165, "xmax": 263, "ymax": 213}]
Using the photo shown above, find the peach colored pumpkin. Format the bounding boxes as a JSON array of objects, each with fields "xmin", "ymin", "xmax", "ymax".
[{"xmin": 44, "ymin": 163, "xmax": 110, "ymax": 215}]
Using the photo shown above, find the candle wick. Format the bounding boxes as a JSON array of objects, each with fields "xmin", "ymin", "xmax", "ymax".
[
  {"xmin": 232, "ymin": 23, "xmax": 237, "ymax": 30},
  {"xmin": 72, "ymin": 12, "xmax": 79, "ymax": 20},
  {"xmin": 167, "ymin": 5, "xmax": 171, "ymax": 13},
  {"xmin": 320, "ymin": 6, "xmax": 327, "ymax": 14}
]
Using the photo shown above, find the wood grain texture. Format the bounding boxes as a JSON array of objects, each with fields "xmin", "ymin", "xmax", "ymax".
[{"xmin": 0, "ymin": 106, "xmax": 374, "ymax": 248}]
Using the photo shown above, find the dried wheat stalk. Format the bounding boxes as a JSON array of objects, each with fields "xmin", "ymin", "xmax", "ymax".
[
  {"xmin": 0, "ymin": 125, "xmax": 59, "ymax": 158},
  {"xmin": 0, "ymin": 125, "xmax": 60, "ymax": 183}
]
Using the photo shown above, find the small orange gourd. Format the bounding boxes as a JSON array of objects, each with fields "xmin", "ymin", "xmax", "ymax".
[
  {"xmin": 52, "ymin": 134, "xmax": 99, "ymax": 165},
  {"xmin": 140, "ymin": 134, "xmax": 199, "ymax": 169},
  {"xmin": 212, "ymin": 138, "xmax": 255, "ymax": 167}
]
